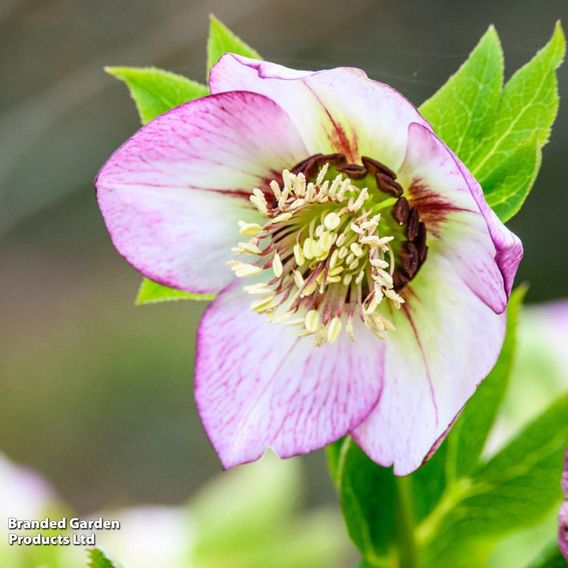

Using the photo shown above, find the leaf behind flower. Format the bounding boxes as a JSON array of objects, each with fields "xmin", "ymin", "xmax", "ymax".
[
  {"xmin": 136, "ymin": 278, "xmax": 214, "ymax": 305},
  {"xmin": 420, "ymin": 22, "xmax": 565, "ymax": 222},
  {"xmin": 105, "ymin": 66, "xmax": 208, "ymax": 124},
  {"xmin": 87, "ymin": 548, "xmax": 120, "ymax": 568},
  {"xmin": 207, "ymin": 14, "xmax": 262, "ymax": 78}
]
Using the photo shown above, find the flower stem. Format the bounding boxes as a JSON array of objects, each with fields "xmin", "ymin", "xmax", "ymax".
[{"xmin": 394, "ymin": 476, "xmax": 418, "ymax": 568}]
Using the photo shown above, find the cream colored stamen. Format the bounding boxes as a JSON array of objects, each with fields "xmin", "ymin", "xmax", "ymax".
[{"xmin": 230, "ymin": 164, "xmax": 405, "ymax": 345}]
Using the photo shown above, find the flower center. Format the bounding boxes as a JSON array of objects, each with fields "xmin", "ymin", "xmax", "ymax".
[{"xmin": 228, "ymin": 153, "xmax": 428, "ymax": 345}]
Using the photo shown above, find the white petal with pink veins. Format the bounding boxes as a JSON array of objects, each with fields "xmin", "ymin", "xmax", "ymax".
[
  {"xmin": 96, "ymin": 91, "xmax": 308, "ymax": 294},
  {"xmin": 560, "ymin": 448, "xmax": 568, "ymax": 561},
  {"xmin": 210, "ymin": 55, "xmax": 431, "ymax": 169},
  {"xmin": 195, "ymin": 281, "xmax": 385, "ymax": 468},
  {"xmin": 398, "ymin": 123, "xmax": 521, "ymax": 314},
  {"xmin": 353, "ymin": 254, "xmax": 506, "ymax": 475}
]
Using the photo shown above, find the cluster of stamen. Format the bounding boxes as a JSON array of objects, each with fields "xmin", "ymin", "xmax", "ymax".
[{"xmin": 228, "ymin": 155, "xmax": 426, "ymax": 345}]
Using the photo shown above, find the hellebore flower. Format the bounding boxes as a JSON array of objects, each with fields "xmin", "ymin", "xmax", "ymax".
[
  {"xmin": 560, "ymin": 447, "xmax": 568, "ymax": 561},
  {"xmin": 95, "ymin": 55, "xmax": 522, "ymax": 475}
]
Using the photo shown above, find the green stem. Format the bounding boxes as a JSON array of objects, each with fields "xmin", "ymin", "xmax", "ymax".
[{"xmin": 394, "ymin": 476, "xmax": 419, "ymax": 568}]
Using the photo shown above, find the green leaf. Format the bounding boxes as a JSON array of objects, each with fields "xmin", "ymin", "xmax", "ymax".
[
  {"xmin": 207, "ymin": 14, "xmax": 261, "ymax": 77},
  {"xmin": 482, "ymin": 137, "xmax": 542, "ymax": 222},
  {"xmin": 470, "ymin": 22, "xmax": 565, "ymax": 183},
  {"xmin": 330, "ymin": 288, "xmax": 529, "ymax": 566},
  {"xmin": 335, "ymin": 438, "xmax": 398, "ymax": 564},
  {"xmin": 325, "ymin": 437, "xmax": 346, "ymax": 488},
  {"xmin": 87, "ymin": 548, "xmax": 119, "ymax": 568},
  {"xmin": 136, "ymin": 278, "xmax": 214, "ymax": 305},
  {"xmin": 420, "ymin": 25, "xmax": 504, "ymax": 166},
  {"xmin": 334, "ymin": 438, "xmax": 420, "ymax": 567},
  {"xmin": 105, "ymin": 66, "xmax": 209, "ymax": 124},
  {"xmin": 191, "ymin": 453, "xmax": 302, "ymax": 556},
  {"xmin": 420, "ymin": 23, "xmax": 565, "ymax": 222},
  {"xmin": 419, "ymin": 393, "xmax": 568, "ymax": 566},
  {"xmin": 525, "ymin": 542, "xmax": 568, "ymax": 568}
]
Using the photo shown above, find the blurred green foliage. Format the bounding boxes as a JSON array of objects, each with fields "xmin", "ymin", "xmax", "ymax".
[{"xmin": 0, "ymin": 453, "xmax": 349, "ymax": 568}]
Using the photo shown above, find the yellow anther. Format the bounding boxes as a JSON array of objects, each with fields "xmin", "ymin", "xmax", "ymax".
[
  {"xmin": 327, "ymin": 317, "xmax": 343, "ymax": 343},
  {"xmin": 350, "ymin": 243, "xmax": 364, "ymax": 258},
  {"xmin": 306, "ymin": 182, "xmax": 316, "ymax": 201},
  {"xmin": 238, "ymin": 221, "xmax": 262, "ymax": 237},
  {"xmin": 346, "ymin": 319, "xmax": 355, "ymax": 341},
  {"xmin": 251, "ymin": 295, "xmax": 276, "ymax": 313},
  {"xmin": 228, "ymin": 261, "xmax": 262, "ymax": 278},
  {"xmin": 324, "ymin": 212, "xmax": 341, "ymax": 231},
  {"xmin": 301, "ymin": 280, "xmax": 318, "ymax": 297},
  {"xmin": 350, "ymin": 222, "xmax": 364, "ymax": 234},
  {"xmin": 376, "ymin": 236, "xmax": 395, "ymax": 248},
  {"xmin": 316, "ymin": 163, "xmax": 330, "ymax": 185},
  {"xmin": 348, "ymin": 258, "xmax": 360, "ymax": 271},
  {"xmin": 350, "ymin": 187, "xmax": 369, "ymax": 212},
  {"xmin": 313, "ymin": 241, "xmax": 328, "ymax": 260},
  {"xmin": 303, "ymin": 237, "xmax": 315, "ymax": 260},
  {"xmin": 304, "ymin": 310, "xmax": 320, "ymax": 333},
  {"xmin": 370, "ymin": 258, "xmax": 389, "ymax": 269},
  {"xmin": 385, "ymin": 288, "xmax": 404, "ymax": 306},
  {"xmin": 268, "ymin": 310, "xmax": 293, "ymax": 323},
  {"xmin": 319, "ymin": 231, "xmax": 336, "ymax": 251},
  {"xmin": 376, "ymin": 269, "xmax": 393, "ymax": 287},
  {"xmin": 244, "ymin": 283, "xmax": 272, "ymax": 295},
  {"xmin": 272, "ymin": 253, "xmax": 283, "ymax": 277},
  {"xmin": 269, "ymin": 179, "xmax": 282, "ymax": 200},
  {"xmin": 362, "ymin": 235, "xmax": 386, "ymax": 247},
  {"xmin": 293, "ymin": 243, "xmax": 305, "ymax": 266},
  {"xmin": 234, "ymin": 164, "xmax": 403, "ymax": 343},
  {"xmin": 272, "ymin": 212, "xmax": 293, "ymax": 224},
  {"xmin": 364, "ymin": 296, "xmax": 380, "ymax": 316},
  {"xmin": 295, "ymin": 172, "xmax": 307, "ymax": 196},
  {"xmin": 250, "ymin": 188, "xmax": 268, "ymax": 214},
  {"xmin": 237, "ymin": 241, "xmax": 260, "ymax": 254},
  {"xmin": 329, "ymin": 249, "xmax": 339, "ymax": 269}
]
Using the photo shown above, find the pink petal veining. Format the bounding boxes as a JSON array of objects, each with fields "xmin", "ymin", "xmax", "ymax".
[
  {"xmin": 96, "ymin": 91, "xmax": 308, "ymax": 294},
  {"xmin": 353, "ymin": 254, "xmax": 506, "ymax": 475},
  {"xmin": 398, "ymin": 123, "xmax": 521, "ymax": 314},
  {"xmin": 195, "ymin": 280, "xmax": 385, "ymax": 468},
  {"xmin": 560, "ymin": 447, "xmax": 568, "ymax": 561},
  {"xmin": 210, "ymin": 54, "xmax": 431, "ymax": 170}
]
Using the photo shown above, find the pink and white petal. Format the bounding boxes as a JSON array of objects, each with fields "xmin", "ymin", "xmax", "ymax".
[
  {"xmin": 195, "ymin": 281, "xmax": 385, "ymax": 468},
  {"xmin": 353, "ymin": 254, "xmax": 506, "ymax": 475},
  {"xmin": 210, "ymin": 55, "xmax": 431, "ymax": 169},
  {"xmin": 397, "ymin": 123, "xmax": 521, "ymax": 314},
  {"xmin": 96, "ymin": 91, "xmax": 308, "ymax": 294},
  {"xmin": 561, "ymin": 447, "xmax": 568, "ymax": 561},
  {"xmin": 456, "ymin": 162, "xmax": 523, "ymax": 297},
  {"xmin": 560, "ymin": 501, "xmax": 568, "ymax": 561}
]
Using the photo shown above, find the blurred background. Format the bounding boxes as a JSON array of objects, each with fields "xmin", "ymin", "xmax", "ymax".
[{"xmin": 0, "ymin": 0, "xmax": 567, "ymax": 565}]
